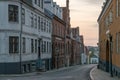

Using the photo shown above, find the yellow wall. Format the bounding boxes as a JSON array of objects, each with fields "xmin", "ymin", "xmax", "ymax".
[{"xmin": 99, "ymin": 0, "xmax": 120, "ymax": 67}]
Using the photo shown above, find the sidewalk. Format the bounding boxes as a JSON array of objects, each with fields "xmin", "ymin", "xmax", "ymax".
[
  {"xmin": 0, "ymin": 65, "xmax": 83, "ymax": 77},
  {"xmin": 91, "ymin": 66, "xmax": 119, "ymax": 80}
]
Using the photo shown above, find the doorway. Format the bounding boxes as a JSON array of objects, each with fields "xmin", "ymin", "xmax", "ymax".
[{"xmin": 106, "ymin": 40, "xmax": 109, "ymax": 72}]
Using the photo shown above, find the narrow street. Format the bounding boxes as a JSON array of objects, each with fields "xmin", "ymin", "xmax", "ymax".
[{"xmin": 0, "ymin": 64, "xmax": 96, "ymax": 80}]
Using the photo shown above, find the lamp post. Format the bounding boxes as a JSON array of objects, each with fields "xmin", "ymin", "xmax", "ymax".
[
  {"xmin": 106, "ymin": 30, "xmax": 113, "ymax": 77},
  {"xmin": 20, "ymin": 1, "xmax": 23, "ymax": 74}
]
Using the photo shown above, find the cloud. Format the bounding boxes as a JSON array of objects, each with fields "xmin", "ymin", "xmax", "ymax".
[
  {"xmin": 70, "ymin": 9, "xmax": 81, "ymax": 12},
  {"xmin": 84, "ymin": 0, "xmax": 103, "ymax": 5},
  {"xmin": 75, "ymin": 0, "xmax": 104, "ymax": 5}
]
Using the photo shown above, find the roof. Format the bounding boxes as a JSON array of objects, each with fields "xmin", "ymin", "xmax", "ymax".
[{"xmin": 97, "ymin": 0, "xmax": 112, "ymax": 23}]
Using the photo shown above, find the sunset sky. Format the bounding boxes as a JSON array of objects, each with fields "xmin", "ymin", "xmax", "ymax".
[{"xmin": 53, "ymin": 0, "xmax": 104, "ymax": 46}]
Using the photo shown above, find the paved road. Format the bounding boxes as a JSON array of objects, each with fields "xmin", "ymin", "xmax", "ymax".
[{"xmin": 0, "ymin": 64, "xmax": 96, "ymax": 80}]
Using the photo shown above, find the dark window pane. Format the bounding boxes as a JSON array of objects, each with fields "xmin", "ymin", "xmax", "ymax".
[{"xmin": 8, "ymin": 5, "xmax": 19, "ymax": 22}]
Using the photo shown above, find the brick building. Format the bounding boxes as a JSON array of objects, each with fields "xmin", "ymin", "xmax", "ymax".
[
  {"xmin": 62, "ymin": 0, "xmax": 72, "ymax": 67},
  {"xmin": 71, "ymin": 27, "xmax": 81, "ymax": 65},
  {"xmin": 52, "ymin": 15, "xmax": 66, "ymax": 69},
  {"xmin": 44, "ymin": 0, "xmax": 66, "ymax": 69},
  {"xmin": 98, "ymin": 0, "xmax": 120, "ymax": 77}
]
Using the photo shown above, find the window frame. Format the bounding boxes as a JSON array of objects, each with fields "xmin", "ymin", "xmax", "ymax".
[
  {"xmin": 8, "ymin": 5, "xmax": 19, "ymax": 22},
  {"xmin": 9, "ymin": 36, "xmax": 19, "ymax": 53}
]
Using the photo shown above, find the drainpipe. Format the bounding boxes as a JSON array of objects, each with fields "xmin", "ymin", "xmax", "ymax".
[
  {"xmin": 64, "ymin": 23, "xmax": 66, "ymax": 67},
  {"xmin": 20, "ymin": 1, "xmax": 23, "ymax": 74}
]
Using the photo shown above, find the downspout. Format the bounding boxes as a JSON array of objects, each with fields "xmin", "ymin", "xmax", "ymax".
[{"xmin": 20, "ymin": 1, "xmax": 23, "ymax": 74}]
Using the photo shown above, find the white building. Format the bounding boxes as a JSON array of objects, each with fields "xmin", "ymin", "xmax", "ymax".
[
  {"xmin": 0, "ymin": 0, "xmax": 52, "ymax": 74},
  {"xmin": 90, "ymin": 55, "xmax": 99, "ymax": 64},
  {"xmin": 81, "ymin": 53, "xmax": 87, "ymax": 64}
]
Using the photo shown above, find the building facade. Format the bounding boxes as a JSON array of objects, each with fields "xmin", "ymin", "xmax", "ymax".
[
  {"xmin": 84, "ymin": 46, "xmax": 89, "ymax": 64},
  {"xmin": 0, "ymin": 0, "xmax": 52, "ymax": 74},
  {"xmin": 44, "ymin": 0, "xmax": 66, "ymax": 69},
  {"xmin": 98, "ymin": 0, "xmax": 120, "ymax": 77},
  {"xmin": 62, "ymin": 0, "xmax": 72, "ymax": 67},
  {"xmin": 71, "ymin": 27, "xmax": 81, "ymax": 65},
  {"xmin": 52, "ymin": 15, "xmax": 65, "ymax": 69}
]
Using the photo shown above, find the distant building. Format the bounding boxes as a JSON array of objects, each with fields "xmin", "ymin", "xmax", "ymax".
[
  {"xmin": 90, "ymin": 55, "xmax": 98, "ymax": 64},
  {"xmin": 81, "ymin": 46, "xmax": 88, "ymax": 64},
  {"xmin": 87, "ymin": 46, "xmax": 99, "ymax": 64},
  {"xmin": 80, "ymin": 35, "xmax": 84, "ymax": 54},
  {"xmin": 71, "ymin": 27, "xmax": 81, "ymax": 65}
]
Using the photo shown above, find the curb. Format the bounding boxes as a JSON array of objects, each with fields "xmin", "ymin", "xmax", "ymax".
[
  {"xmin": 0, "ymin": 72, "xmax": 41, "ymax": 77},
  {"xmin": 89, "ymin": 65, "xmax": 97, "ymax": 80},
  {"xmin": 0, "ymin": 65, "xmax": 83, "ymax": 77}
]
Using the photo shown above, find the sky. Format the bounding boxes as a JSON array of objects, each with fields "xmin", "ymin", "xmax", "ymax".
[{"xmin": 53, "ymin": 0, "xmax": 104, "ymax": 46}]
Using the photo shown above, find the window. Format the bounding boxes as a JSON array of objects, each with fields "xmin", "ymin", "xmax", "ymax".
[
  {"xmin": 31, "ymin": 39, "xmax": 34, "ymax": 53},
  {"xmin": 41, "ymin": 18, "xmax": 43, "ymax": 31},
  {"xmin": 31, "ymin": 13, "xmax": 34, "ymax": 27},
  {"xmin": 118, "ymin": 32, "xmax": 120, "ymax": 53},
  {"xmin": 49, "ymin": 22, "xmax": 51, "ymax": 33},
  {"xmin": 34, "ymin": 0, "xmax": 37, "ymax": 4},
  {"xmin": 118, "ymin": 0, "xmax": 120, "ymax": 16},
  {"xmin": 22, "ymin": 8, "xmax": 25, "ymax": 24},
  {"xmin": 44, "ymin": 41, "xmax": 46, "ymax": 53},
  {"xmin": 38, "ymin": 16, "xmax": 40, "ymax": 30},
  {"xmin": 116, "ymin": 32, "xmax": 120, "ymax": 53},
  {"xmin": 41, "ymin": 0, "xmax": 43, "ymax": 9},
  {"xmin": 9, "ymin": 36, "xmax": 19, "ymax": 53},
  {"xmin": 41, "ymin": 41, "xmax": 44, "ymax": 53},
  {"xmin": 47, "ymin": 42, "xmax": 49, "ymax": 53},
  {"xmin": 109, "ymin": 11, "xmax": 113, "ymax": 23},
  {"xmin": 49, "ymin": 42, "xmax": 51, "ymax": 53},
  {"xmin": 105, "ymin": 17, "xmax": 109, "ymax": 27},
  {"xmin": 34, "ymin": 15, "xmax": 37, "ymax": 28},
  {"xmin": 46, "ymin": 21, "xmax": 48, "ymax": 32},
  {"xmin": 22, "ymin": 37, "xmax": 26, "ymax": 53},
  {"xmin": 38, "ymin": 0, "xmax": 40, "ymax": 7},
  {"xmin": 44, "ymin": 19, "xmax": 46, "ymax": 32},
  {"xmin": 8, "ymin": 5, "xmax": 18, "ymax": 22},
  {"xmin": 35, "ymin": 39, "xmax": 37, "ymax": 53},
  {"xmin": 59, "ymin": 26, "xmax": 61, "ymax": 36},
  {"xmin": 117, "ymin": 0, "xmax": 119, "ymax": 17}
]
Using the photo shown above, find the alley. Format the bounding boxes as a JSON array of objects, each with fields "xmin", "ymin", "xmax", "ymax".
[{"xmin": 0, "ymin": 64, "xmax": 96, "ymax": 80}]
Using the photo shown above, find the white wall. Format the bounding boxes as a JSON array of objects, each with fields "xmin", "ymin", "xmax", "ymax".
[
  {"xmin": 81, "ymin": 53, "xmax": 87, "ymax": 64},
  {"xmin": 90, "ymin": 58, "xmax": 99, "ymax": 64},
  {"xmin": 0, "ymin": 1, "xmax": 52, "ymax": 63}
]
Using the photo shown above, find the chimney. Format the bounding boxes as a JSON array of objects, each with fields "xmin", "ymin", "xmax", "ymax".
[{"xmin": 66, "ymin": 0, "xmax": 69, "ymax": 8}]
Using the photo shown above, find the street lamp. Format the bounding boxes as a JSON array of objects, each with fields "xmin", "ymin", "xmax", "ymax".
[{"xmin": 106, "ymin": 30, "xmax": 113, "ymax": 77}]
